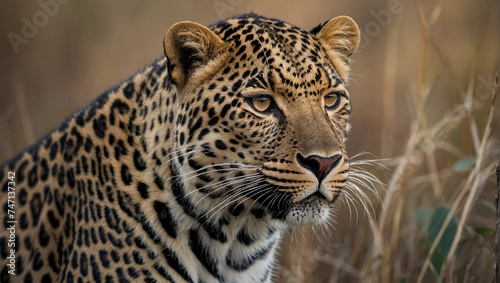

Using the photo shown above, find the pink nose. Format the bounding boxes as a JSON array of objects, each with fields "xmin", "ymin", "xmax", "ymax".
[{"xmin": 297, "ymin": 154, "xmax": 342, "ymax": 182}]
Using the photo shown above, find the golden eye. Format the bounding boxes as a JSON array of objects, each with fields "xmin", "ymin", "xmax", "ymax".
[
  {"xmin": 249, "ymin": 95, "xmax": 272, "ymax": 113},
  {"xmin": 324, "ymin": 93, "xmax": 341, "ymax": 109}
]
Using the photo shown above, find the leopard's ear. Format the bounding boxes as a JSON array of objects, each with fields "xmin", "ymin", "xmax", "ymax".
[
  {"xmin": 312, "ymin": 16, "xmax": 360, "ymax": 81},
  {"xmin": 164, "ymin": 21, "xmax": 227, "ymax": 90}
]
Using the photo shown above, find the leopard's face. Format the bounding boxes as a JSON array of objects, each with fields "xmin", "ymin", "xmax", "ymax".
[{"xmin": 164, "ymin": 14, "xmax": 360, "ymax": 226}]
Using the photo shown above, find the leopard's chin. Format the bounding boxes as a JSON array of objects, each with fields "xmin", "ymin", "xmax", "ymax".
[{"xmin": 270, "ymin": 192, "xmax": 333, "ymax": 226}]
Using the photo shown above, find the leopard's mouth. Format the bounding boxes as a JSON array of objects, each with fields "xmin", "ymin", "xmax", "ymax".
[
  {"xmin": 239, "ymin": 177, "xmax": 343, "ymax": 225},
  {"xmin": 294, "ymin": 186, "xmax": 343, "ymax": 205},
  {"xmin": 302, "ymin": 191, "xmax": 328, "ymax": 202}
]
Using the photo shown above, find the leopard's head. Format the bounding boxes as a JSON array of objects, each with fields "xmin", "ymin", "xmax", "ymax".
[{"xmin": 163, "ymin": 14, "xmax": 360, "ymax": 226}]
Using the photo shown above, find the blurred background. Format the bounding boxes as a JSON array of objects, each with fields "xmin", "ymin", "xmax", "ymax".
[{"xmin": 1, "ymin": 0, "xmax": 499, "ymax": 282}]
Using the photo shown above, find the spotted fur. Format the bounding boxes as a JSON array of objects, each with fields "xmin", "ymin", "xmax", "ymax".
[{"xmin": 0, "ymin": 13, "xmax": 360, "ymax": 282}]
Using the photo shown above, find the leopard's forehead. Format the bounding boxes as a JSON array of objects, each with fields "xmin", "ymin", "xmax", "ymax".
[
  {"xmin": 211, "ymin": 14, "xmax": 312, "ymax": 48},
  {"xmin": 209, "ymin": 14, "xmax": 345, "ymax": 95}
]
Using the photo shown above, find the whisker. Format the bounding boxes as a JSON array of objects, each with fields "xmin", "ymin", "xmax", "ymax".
[
  {"xmin": 185, "ymin": 171, "xmax": 261, "ymax": 199},
  {"xmin": 242, "ymin": 183, "xmax": 275, "ymax": 210},
  {"xmin": 342, "ymin": 190, "xmax": 360, "ymax": 225},
  {"xmin": 344, "ymin": 183, "xmax": 375, "ymax": 218},
  {"xmin": 192, "ymin": 174, "xmax": 262, "ymax": 207},
  {"xmin": 168, "ymin": 161, "xmax": 259, "ymax": 185},
  {"xmin": 340, "ymin": 151, "xmax": 388, "ymax": 224},
  {"xmin": 156, "ymin": 148, "xmax": 204, "ymax": 170},
  {"xmin": 348, "ymin": 170, "xmax": 384, "ymax": 204},
  {"xmin": 201, "ymin": 180, "xmax": 268, "ymax": 224},
  {"xmin": 202, "ymin": 185, "xmax": 270, "ymax": 225}
]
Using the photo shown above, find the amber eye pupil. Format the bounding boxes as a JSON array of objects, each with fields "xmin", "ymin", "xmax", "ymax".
[
  {"xmin": 324, "ymin": 93, "xmax": 340, "ymax": 109},
  {"xmin": 251, "ymin": 96, "xmax": 272, "ymax": 112}
]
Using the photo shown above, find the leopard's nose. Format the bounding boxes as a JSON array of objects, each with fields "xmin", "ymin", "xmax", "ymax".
[{"xmin": 297, "ymin": 153, "xmax": 342, "ymax": 183}]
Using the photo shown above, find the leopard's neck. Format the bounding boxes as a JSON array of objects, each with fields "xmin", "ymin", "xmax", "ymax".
[{"xmin": 119, "ymin": 58, "xmax": 284, "ymax": 282}]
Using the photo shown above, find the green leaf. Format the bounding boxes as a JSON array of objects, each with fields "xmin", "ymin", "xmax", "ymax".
[
  {"xmin": 427, "ymin": 206, "xmax": 458, "ymax": 274},
  {"xmin": 474, "ymin": 227, "xmax": 495, "ymax": 235},
  {"xmin": 414, "ymin": 141, "xmax": 424, "ymax": 151},
  {"xmin": 453, "ymin": 157, "xmax": 476, "ymax": 172},
  {"xmin": 417, "ymin": 207, "xmax": 433, "ymax": 229}
]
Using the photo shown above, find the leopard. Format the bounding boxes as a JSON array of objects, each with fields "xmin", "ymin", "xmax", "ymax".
[{"xmin": 0, "ymin": 13, "xmax": 360, "ymax": 283}]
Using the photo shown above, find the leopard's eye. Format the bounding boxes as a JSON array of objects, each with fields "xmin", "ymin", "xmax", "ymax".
[
  {"xmin": 324, "ymin": 93, "xmax": 341, "ymax": 110},
  {"xmin": 249, "ymin": 95, "xmax": 273, "ymax": 113}
]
